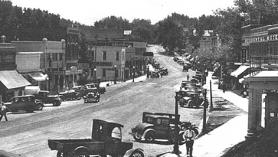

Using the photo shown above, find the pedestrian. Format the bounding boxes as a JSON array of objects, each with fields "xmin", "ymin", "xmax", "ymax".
[
  {"xmin": 0, "ymin": 102, "xmax": 8, "ymax": 122},
  {"xmin": 187, "ymin": 74, "xmax": 190, "ymax": 81},
  {"xmin": 183, "ymin": 125, "xmax": 196, "ymax": 157}
]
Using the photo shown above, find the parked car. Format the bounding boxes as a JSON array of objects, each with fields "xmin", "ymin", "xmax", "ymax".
[
  {"xmin": 84, "ymin": 89, "xmax": 100, "ymax": 103},
  {"xmin": 130, "ymin": 112, "xmax": 185, "ymax": 143},
  {"xmin": 159, "ymin": 67, "xmax": 168, "ymax": 76},
  {"xmin": 177, "ymin": 90, "xmax": 203, "ymax": 108},
  {"xmin": 48, "ymin": 119, "xmax": 144, "ymax": 157},
  {"xmin": 150, "ymin": 71, "xmax": 160, "ymax": 78},
  {"xmin": 34, "ymin": 90, "xmax": 62, "ymax": 106},
  {"xmin": 58, "ymin": 90, "xmax": 81, "ymax": 101},
  {"xmin": 4, "ymin": 95, "xmax": 44, "ymax": 112},
  {"xmin": 85, "ymin": 83, "xmax": 106, "ymax": 94}
]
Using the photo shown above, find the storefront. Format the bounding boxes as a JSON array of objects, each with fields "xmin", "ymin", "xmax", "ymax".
[{"xmin": 0, "ymin": 70, "xmax": 30, "ymax": 101}]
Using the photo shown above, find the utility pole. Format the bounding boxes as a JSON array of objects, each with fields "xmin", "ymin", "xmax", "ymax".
[
  {"xmin": 173, "ymin": 92, "xmax": 180, "ymax": 155},
  {"xmin": 209, "ymin": 80, "xmax": 213, "ymax": 111},
  {"xmin": 202, "ymin": 89, "xmax": 208, "ymax": 133}
]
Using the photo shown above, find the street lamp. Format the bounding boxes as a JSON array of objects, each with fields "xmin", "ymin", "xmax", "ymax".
[
  {"xmin": 173, "ymin": 91, "xmax": 180, "ymax": 155},
  {"xmin": 114, "ymin": 65, "xmax": 117, "ymax": 84},
  {"xmin": 132, "ymin": 66, "xmax": 135, "ymax": 82}
]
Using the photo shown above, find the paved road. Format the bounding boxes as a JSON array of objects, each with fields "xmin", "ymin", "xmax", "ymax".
[{"xmin": 0, "ymin": 49, "xmax": 202, "ymax": 157}]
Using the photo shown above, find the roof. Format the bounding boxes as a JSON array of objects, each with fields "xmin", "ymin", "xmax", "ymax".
[
  {"xmin": 231, "ymin": 65, "xmax": 250, "ymax": 78},
  {"xmin": 0, "ymin": 70, "xmax": 30, "ymax": 89}
]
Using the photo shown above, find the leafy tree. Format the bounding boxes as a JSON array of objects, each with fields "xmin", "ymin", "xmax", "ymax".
[
  {"xmin": 131, "ymin": 19, "xmax": 154, "ymax": 43},
  {"xmin": 155, "ymin": 18, "xmax": 184, "ymax": 52},
  {"xmin": 94, "ymin": 16, "xmax": 131, "ymax": 30}
]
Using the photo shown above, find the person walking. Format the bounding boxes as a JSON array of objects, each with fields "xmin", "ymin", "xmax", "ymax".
[
  {"xmin": 187, "ymin": 74, "xmax": 190, "ymax": 81},
  {"xmin": 183, "ymin": 125, "xmax": 196, "ymax": 157},
  {"xmin": 0, "ymin": 102, "xmax": 8, "ymax": 121}
]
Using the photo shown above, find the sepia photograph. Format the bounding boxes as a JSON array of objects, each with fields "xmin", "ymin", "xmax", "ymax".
[{"xmin": 1, "ymin": 0, "xmax": 278, "ymax": 157}]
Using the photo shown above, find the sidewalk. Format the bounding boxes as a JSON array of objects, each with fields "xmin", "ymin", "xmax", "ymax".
[
  {"xmin": 161, "ymin": 72, "xmax": 248, "ymax": 157},
  {"xmin": 99, "ymin": 75, "xmax": 147, "ymax": 88}
]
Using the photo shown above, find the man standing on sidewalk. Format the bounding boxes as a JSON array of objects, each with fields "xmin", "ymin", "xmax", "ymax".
[
  {"xmin": 0, "ymin": 102, "xmax": 8, "ymax": 121},
  {"xmin": 183, "ymin": 126, "xmax": 196, "ymax": 157}
]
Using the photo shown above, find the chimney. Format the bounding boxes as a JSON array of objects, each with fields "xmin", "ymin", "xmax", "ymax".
[{"xmin": 1, "ymin": 35, "xmax": 6, "ymax": 43}]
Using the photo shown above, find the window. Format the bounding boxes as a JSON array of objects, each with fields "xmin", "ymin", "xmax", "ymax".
[
  {"xmin": 102, "ymin": 69, "xmax": 106, "ymax": 77},
  {"xmin": 3, "ymin": 54, "xmax": 14, "ymax": 63},
  {"xmin": 116, "ymin": 51, "xmax": 119, "ymax": 61},
  {"xmin": 52, "ymin": 53, "xmax": 58, "ymax": 61},
  {"xmin": 59, "ymin": 54, "xmax": 63, "ymax": 61},
  {"xmin": 103, "ymin": 51, "xmax": 106, "ymax": 60}
]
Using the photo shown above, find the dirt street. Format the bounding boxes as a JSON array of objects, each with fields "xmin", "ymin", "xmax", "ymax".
[{"xmin": 0, "ymin": 51, "xmax": 203, "ymax": 157}]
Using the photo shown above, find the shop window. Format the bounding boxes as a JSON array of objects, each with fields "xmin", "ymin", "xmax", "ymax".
[{"xmin": 102, "ymin": 69, "xmax": 106, "ymax": 77}]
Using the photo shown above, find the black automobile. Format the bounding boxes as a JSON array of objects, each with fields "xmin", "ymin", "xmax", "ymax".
[
  {"xmin": 84, "ymin": 89, "xmax": 100, "ymax": 103},
  {"xmin": 85, "ymin": 83, "xmax": 106, "ymax": 94},
  {"xmin": 34, "ymin": 90, "xmax": 62, "ymax": 106},
  {"xmin": 4, "ymin": 95, "xmax": 44, "ymax": 112},
  {"xmin": 58, "ymin": 90, "xmax": 81, "ymax": 101}
]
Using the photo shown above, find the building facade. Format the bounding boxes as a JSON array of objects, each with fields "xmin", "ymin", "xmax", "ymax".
[
  {"xmin": 0, "ymin": 35, "xmax": 30, "ymax": 101},
  {"xmin": 199, "ymin": 30, "xmax": 221, "ymax": 52},
  {"xmin": 12, "ymin": 38, "xmax": 66, "ymax": 93}
]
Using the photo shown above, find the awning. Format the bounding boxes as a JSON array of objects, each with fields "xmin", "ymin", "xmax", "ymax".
[
  {"xmin": 231, "ymin": 65, "xmax": 250, "ymax": 78},
  {"xmin": 0, "ymin": 70, "xmax": 31, "ymax": 89},
  {"xmin": 29, "ymin": 72, "xmax": 48, "ymax": 81}
]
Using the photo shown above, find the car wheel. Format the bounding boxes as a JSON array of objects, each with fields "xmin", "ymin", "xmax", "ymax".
[
  {"xmin": 129, "ymin": 150, "xmax": 144, "ymax": 157},
  {"xmin": 133, "ymin": 132, "xmax": 141, "ymax": 141},
  {"xmin": 57, "ymin": 151, "xmax": 68, "ymax": 157},
  {"xmin": 53, "ymin": 101, "xmax": 61, "ymax": 106},
  {"xmin": 187, "ymin": 100, "xmax": 193, "ymax": 108},
  {"xmin": 145, "ymin": 131, "xmax": 155, "ymax": 143},
  {"xmin": 37, "ymin": 104, "xmax": 44, "ymax": 110}
]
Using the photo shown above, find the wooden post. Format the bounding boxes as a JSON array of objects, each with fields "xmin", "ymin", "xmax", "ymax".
[
  {"xmin": 209, "ymin": 80, "xmax": 213, "ymax": 111},
  {"xmin": 173, "ymin": 93, "xmax": 179, "ymax": 155}
]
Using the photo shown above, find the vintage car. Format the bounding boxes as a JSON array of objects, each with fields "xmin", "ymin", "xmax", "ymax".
[
  {"xmin": 85, "ymin": 83, "xmax": 106, "ymax": 94},
  {"xmin": 159, "ymin": 67, "xmax": 168, "ymax": 76},
  {"xmin": 130, "ymin": 112, "xmax": 181, "ymax": 143},
  {"xmin": 177, "ymin": 90, "xmax": 203, "ymax": 108},
  {"xmin": 34, "ymin": 90, "xmax": 62, "ymax": 106},
  {"xmin": 84, "ymin": 90, "xmax": 100, "ymax": 103},
  {"xmin": 59, "ymin": 90, "xmax": 81, "ymax": 101},
  {"xmin": 4, "ymin": 95, "xmax": 43, "ymax": 112},
  {"xmin": 150, "ymin": 71, "xmax": 160, "ymax": 78},
  {"xmin": 48, "ymin": 119, "xmax": 144, "ymax": 157}
]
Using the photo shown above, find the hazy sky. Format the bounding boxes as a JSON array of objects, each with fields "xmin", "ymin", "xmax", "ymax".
[{"xmin": 11, "ymin": 0, "xmax": 235, "ymax": 26}]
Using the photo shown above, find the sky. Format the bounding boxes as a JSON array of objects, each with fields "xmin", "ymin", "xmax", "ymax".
[{"xmin": 11, "ymin": 0, "xmax": 235, "ymax": 26}]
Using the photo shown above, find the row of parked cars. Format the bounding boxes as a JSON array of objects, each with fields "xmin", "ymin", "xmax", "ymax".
[
  {"xmin": 4, "ymin": 83, "xmax": 106, "ymax": 113},
  {"xmin": 176, "ymin": 71, "xmax": 207, "ymax": 108}
]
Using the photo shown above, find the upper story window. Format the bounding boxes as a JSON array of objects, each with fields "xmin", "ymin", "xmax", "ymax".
[
  {"xmin": 103, "ymin": 51, "xmax": 106, "ymax": 61},
  {"xmin": 116, "ymin": 51, "xmax": 119, "ymax": 61}
]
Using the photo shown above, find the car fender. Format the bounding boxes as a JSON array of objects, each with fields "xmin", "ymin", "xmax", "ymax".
[
  {"xmin": 142, "ymin": 128, "xmax": 155, "ymax": 139},
  {"xmin": 123, "ymin": 148, "xmax": 144, "ymax": 157},
  {"xmin": 73, "ymin": 146, "xmax": 89, "ymax": 155}
]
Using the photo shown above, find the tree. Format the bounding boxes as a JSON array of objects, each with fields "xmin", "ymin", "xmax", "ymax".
[
  {"xmin": 155, "ymin": 18, "xmax": 184, "ymax": 52},
  {"xmin": 131, "ymin": 19, "xmax": 154, "ymax": 43},
  {"xmin": 94, "ymin": 16, "xmax": 130, "ymax": 30}
]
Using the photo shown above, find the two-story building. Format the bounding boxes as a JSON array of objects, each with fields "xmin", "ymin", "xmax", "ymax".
[
  {"xmin": 82, "ymin": 28, "xmax": 147, "ymax": 82},
  {"xmin": 65, "ymin": 26, "xmax": 83, "ymax": 88},
  {"xmin": 12, "ymin": 38, "xmax": 66, "ymax": 93},
  {"xmin": 199, "ymin": 30, "xmax": 221, "ymax": 52},
  {"xmin": 0, "ymin": 35, "xmax": 30, "ymax": 101}
]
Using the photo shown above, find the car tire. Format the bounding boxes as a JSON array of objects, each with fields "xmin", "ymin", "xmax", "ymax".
[
  {"xmin": 187, "ymin": 100, "xmax": 193, "ymax": 108},
  {"xmin": 53, "ymin": 101, "xmax": 61, "ymax": 106},
  {"xmin": 145, "ymin": 131, "xmax": 155, "ymax": 143},
  {"xmin": 37, "ymin": 104, "xmax": 44, "ymax": 110},
  {"xmin": 133, "ymin": 132, "xmax": 141, "ymax": 142},
  {"xmin": 129, "ymin": 150, "xmax": 144, "ymax": 157}
]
